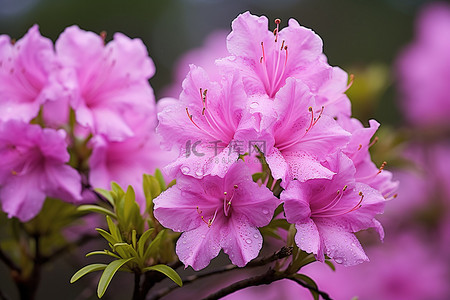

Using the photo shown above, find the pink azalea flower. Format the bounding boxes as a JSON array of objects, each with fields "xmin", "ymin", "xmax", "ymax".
[
  {"xmin": 0, "ymin": 25, "xmax": 58, "ymax": 122},
  {"xmin": 219, "ymin": 12, "xmax": 332, "ymax": 98},
  {"xmin": 157, "ymin": 65, "xmax": 249, "ymax": 179},
  {"xmin": 247, "ymin": 78, "xmax": 350, "ymax": 185},
  {"xmin": 0, "ymin": 120, "xmax": 82, "ymax": 221},
  {"xmin": 396, "ymin": 2, "xmax": 450, "ymax": 127},
  {"xmin": 89, "ymin": 113, "xmax": 174, "ymax": 212},
  {"xmin": 340, "ymin": 118, "xmax": 399, "ymax": 199},
  {"xmin": 153, "ymin": 162, "xmax": 278, "ymax": 270},
  {"xmin": 55, "ymin": 26, "xmax": 156, "ymax": 141},
  {"xmin": 282, "ymin": 152, "xmax": 385, "ymax": 266}
]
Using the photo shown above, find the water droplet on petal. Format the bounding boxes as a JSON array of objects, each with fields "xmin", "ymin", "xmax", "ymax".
[
  {"xmin": 195, "ymin": 170, "xmax": 203, "ymax": 177},
  {"xmin": 253, "ymin": 234, "xmax": 259, "ymax": 239},
  {"xmin": 181, "ymin": 166, "xmax": 190, "ymax": 173},
  {"xmin": 201, "ymin": 234, "xmax": 206, "ymax": 239},
  {"xmin": 245, "ymin": 238, "xmax": 252, "ymax": 244},
  {"xmin": 250, "ymin": 102, "xmax": 259, "ymax": 109},
  {"xmin": 229, "ymin": 56, "xmax": 236, "ymax": 62},
  {"xmin": 262, "ymin": 209, "xmax": 269, "ymax": 215},
  {"xmin": 334, "ymin": 258, "xmax": 343, "ymax": 264}
]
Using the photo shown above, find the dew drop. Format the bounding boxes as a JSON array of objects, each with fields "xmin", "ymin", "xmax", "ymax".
[
  {"xmin": 262, "ymin": 209, "xmax": 269, "ymax": 215},
  {"xmin": 245, "ymin": 238, "xmax": 252, "ymax": 244},
  {"xmin": 334, "ymin": 258, "xmax": 343, "ymax": 264},
  {"xmin": 250, "ymin": 102, "xmax": 259, "ymax": 109},
  {"xmin": 195, "ymin": 170, "xmax": 203, "ymax": 177},
  {"xmin": 181, "ymin": 166, "xmax": 190, "ymax": 173},
  {"xmin": 229, "ymin": 56, "xmax": 236, "ymax": 62},
  {"xmin": 253, "ymin": 234, "xmax": 259, "ymax": 239}
]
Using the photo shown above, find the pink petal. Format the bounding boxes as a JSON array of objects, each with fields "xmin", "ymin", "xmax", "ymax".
[
  {"xmin": 221, "ymin": 214, "xmax": 263, "ymax": 267},
  {"xmin": 176, "ymin": 220, "xmax": 223, "ymax": 271},
  {"xmin": 0, "ymin": 175, "xmax": 46, "ymax": 222},
  {"xmin": 316, "ymin": 220, "xmax": 369, "ymax": 266},
  {"xmin": 294, "ymin": 219, "xmax": 322, "ymax": 259}
]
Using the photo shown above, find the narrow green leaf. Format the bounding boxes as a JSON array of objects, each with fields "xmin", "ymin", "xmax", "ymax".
[
  {"xmin": 106, "ymin": 216, "xmax": 122, "ymax": 242},
  {"xmin": 167, "ymin": 179, "xmax": 176, "ymax": 188},
  {"xmin": 294, "ymin": 274, "xmax": 319, "ymax": 300},
  {"xmin": 325, "ymin": 260, "xmax": 336, "ymax": 271},
  {"xmin": 143, "ymin": 230, "xmax": 165, "ymax": 260},
  {"xmin": 86, "ymin": 251, "xmax": 121, "ymax": 259},
  {"xmin": 273, "ymin": 203, "xmax": 284, "ymax": 218},
  {"xmin": 94, "ymin": 188, "xmax": 115, "ymax": 206},
  {"xmin": 124, "ymin": 186, "xmax": 136, "ymax": 223},
  {"xmin": 252, "ymin": 172, "xmax": 264, "ymax": 183},
  {"xmin": 97, "ymin": 258, "xmax": 134, "ymax": 298},
  {"xmin": 70, "ymin": 264, "xmax": 107, "ymax": 283},
  {"xmin": 132, "ymin": 230, "xmax": 137, "ymax": 249},
  {"xmin": 154, "ymin": 169, "xmax": 166, "ymax": 190},
  {"xmin": 77, "ymin": 205, "xmax": 117, "ymax": 219},
  {"xmin": 143, "ymin": 264, "xmax": 182, "ymax": 287},
  {"xmin": 110, "ymin": 182, "xmax": 124, "ymax": 196},
  {"xmin": 138, "ymin": 228, "xmax": 155, "ymax": 257},
  {"xmin": 113, "ymin": 243, "xmax": 139, "ymax": 258},
  {"xmin": 95, "ymin": 228, "xmax": 118, "ymax": 246}
]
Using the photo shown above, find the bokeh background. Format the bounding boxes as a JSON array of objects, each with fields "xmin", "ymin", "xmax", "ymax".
[{"xmin": 1, "ymin": 0, "xmax": 450, "ymax": 299}]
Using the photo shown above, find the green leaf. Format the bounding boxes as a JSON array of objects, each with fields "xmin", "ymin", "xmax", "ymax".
[
  {"xmin": 325, "ymin": 260, "xmax": 336, "ymax": 271},
  {"xmin": 77, "ymin": 205, "xmax": 117, "ymax": 219},
  {"xmin": 167, "ymin": 179, "xmax": 176, "ymax": 188},
  {"xmin": 143, "ymin": 174, "xmax": 161, "ymax": 211},
  {"xmin": 132, "ymin": 230, "xmax": 137, "ymax": 249},
  {"xmin": 113, "ymin": 243, "xmax": 139, "ymax": 259},
  {"xmin": 143, "ymin": 264, "xmax": 182, "ymax": 287},
  {"xmin": 138, "ymin": 228, "xmax": 155, "ymax": 257},
  {"xmin": 294, "ymin": 274, "xmax": 319, "ymax": 300},
  {"xmin": 111, "ymin": 182, "xmax": 124, "ymax": 196},
  {"xmin": 70, "ymin": 264, "xmax": 107, "ymax": 283},
  {"xmin": 86, "ymin": 251, "xmax": 121, "ymax": 259},
  {"xmin": 124, "ymin": 186, "xmax": 136, "ymax": 222},
  {"xmin": 106, "ymin": 216, "xmax": 122, "ymax": 242},
  {"xmin": 97, "ymin": 258, "xmax": 134, "ymax": 298},
  {"xmin": 143, "ymin": 229, "xmax": 165, "ymax": 260},
  {"xmin": 252, "ymin": 172, "xmax": 264, "ymax": 183},
  {"xmin": 94, "ymin": 188, "xmax": 115, "ymax": 206},
  {"xmin": 154, "ymin": 169, "xmax": 166, "ymax": 190},
  {"xmin": 95, "ymin": 228, "xmax": 119, "ymax": 246}
]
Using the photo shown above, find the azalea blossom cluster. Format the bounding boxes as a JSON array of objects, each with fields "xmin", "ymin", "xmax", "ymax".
[
  {"xmin": 154, "ymin": 12, "xmax": 398, "ymax": 270},
  {"xmin": 0, "ymin": 25, "xmax": 169, "ymax": 222}
]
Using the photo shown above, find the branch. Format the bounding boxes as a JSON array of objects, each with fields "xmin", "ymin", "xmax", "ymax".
[
  {"xmin": 201, "ymin": 269, "xmax": 333, "ymax": 300},
  {"xmin": 201, "ymin": 268, "xmax": 283, "ymax": 300},
  {"xmin": 149, "ymin": 247, "xmax": 293, "ymax": 300},
  {"xmin": 286, "ymin": 276, "xmax": 332, "ymax": 300}
]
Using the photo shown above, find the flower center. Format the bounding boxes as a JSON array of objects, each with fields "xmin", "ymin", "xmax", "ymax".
[
  {"xmin": 312, "ymin": 185, "xmax": 365, "ymax": 218},
  {"xmin": 185, "ymin": 87, "xmax": 232, "ymax": 144},
  {"xmin": 276, "ymin": 105, "xmax": 324, "ymax": 151},
  {"xmin": 259, "ymin": 18, "xmax": 289, "ymax": 98},
  {"xmin": 195, "ymin": 184, "xmax": 238, "ymax": 228}
]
